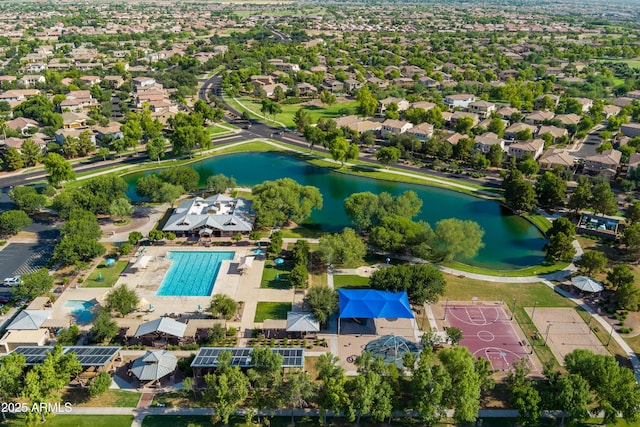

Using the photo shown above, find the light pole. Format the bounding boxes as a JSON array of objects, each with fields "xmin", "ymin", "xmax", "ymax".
[
  {"xmin": 511, "ymin": 297, "xmax": 516, "ymax": 321},
  {"xmin": 544, "ymin": 323, "xmax": 552, "ymax": 346},
  {"xmin": 531, "ymin": 302, "xmax": 539, "ymax": 323},
  {"xmin": 607, "ymin": 323, "xmax": 615, "ymax": 347},
  {"xmin": 443, "ymin": 298, "xmax": 450, "ymax": 321}
]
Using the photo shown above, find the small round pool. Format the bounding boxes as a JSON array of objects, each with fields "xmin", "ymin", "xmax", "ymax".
[{"xmin": 64, "ymin": 300, "xmax": 96, "ymax": 323}]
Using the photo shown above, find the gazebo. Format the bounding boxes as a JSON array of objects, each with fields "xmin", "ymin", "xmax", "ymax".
[
  {"xmin": 133, "ymin": 317, "xmax": 187, "ymax": 347},
  {"xmin": 337, "ymin": 289, "xmax": 414, "ymax": 335},
  {"xmin": 130, "ymin": 350, "xmax": 177, "ymax": 386},
  {"xmin": 571, "ymin": 276, "xmax": 604, "ymax": 293}
]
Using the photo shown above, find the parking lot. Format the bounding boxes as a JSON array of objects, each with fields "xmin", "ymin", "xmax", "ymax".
[{"xmin": 0, "ymin": 243, "xmax": 52, "ymax": 290}]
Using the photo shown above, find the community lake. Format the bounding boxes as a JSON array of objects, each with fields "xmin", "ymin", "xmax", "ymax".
[{"xmin": 124, "ymin": 152, "xmax": 547, "ymax": 270}]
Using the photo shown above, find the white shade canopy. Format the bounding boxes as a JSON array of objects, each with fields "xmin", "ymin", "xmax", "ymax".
[{"xmin": 571, "ymin": 276, "xmax": 604, "ymax": 293}]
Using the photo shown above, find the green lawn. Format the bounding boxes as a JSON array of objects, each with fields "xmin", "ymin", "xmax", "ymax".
[
  {"xmin": 226, "ymin": 94, "xmax": 358, "ymax": 128},
  {"xmin": 443, "ymin": 260, "xmax": 570, "ymax": 277},
  {"xmin": 332, "ymin": 274, "xmax": 370, "ymax": 288},
  {"xmin": 254, "ymin": 302, "xmax": 292, "ymax": 322},
  {"xmin": 85, "ymin": 260, "xmax": 128, "ymax": 288},
  {"xmin": 261, "ymin": 262, "xmax": 293, "ymax": 289},
  {"xmin": 442, "ymin": 274, "xmax": 574, "ymax": 308},
  {"xmin": 597, "ymin": 58, "xmax": 640, "ymax": 69},
  {"xmin": 140, "ymin": 415, "xmax": 640, "ymax": 427},
  {"xmin": 4, "ymin": 415, "xmax": 133, "ymax": 427},
  {"xmin": 279, "ymin": 225, "xmax": 324, "ymax": 239},
  {"xmin": 207, "ymin": 124, "xmax": 236, "ymax": 135},
  {"xmin": 61, "ymin": 389, "xmax": 142, "ymax": 407}
]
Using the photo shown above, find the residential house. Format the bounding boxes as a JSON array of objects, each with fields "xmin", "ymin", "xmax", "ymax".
[
  {"xmin": 410, "ymin": 101, "xmax": 436, "ymax": 111},
  {"xmin": 621, "ymin": 123, "xmax": 640, "ymax": 138},
  {"xmin": 444, "ymin": 94, "xmax": 476, "ymax": 109},
  {"xmin": 94, "ymin": 121, "xmax": 123, "ymax": 141},
  {"xmin": 259, "ymin": 83, "xmax": 288, "ymax": 98},
  {"xmin": 538, "ymin": 125, "xmax": 568, "ymax": 140},
  {"xmin": 322, "ymin": 80, "xmax": 343, "ymax": 93},
  {"xmin": 603, "ymin": 104, "xmax": 622, "ymax": 119},
  {"xmin": 295, "ymin": 83, "xmax": 317, "ymax": 97},
  {"xmin": 555, "ymin": 114, "xmax": 582, "ymax": 128},
  {"xmin": 538, "ymin": 149, "xmax": 576, "ymax": 170},
  {"xmin": 443, "ymin": 132, "xmax": 468, "ymax": 146},
  {"xmin": 103, "ymin": 75, "xmax": 125, "ymax": 89},
  {"xmin": 497, "ymin": 106, "xmax": 520, "ymax": 120},
  {"xmin": 406, "ymin": 122, "xmax": 434, "ymax": 141},
  {"xmin": 508, "ymin": 139, "xmax": 545, "ymax": 160},
  {"xmin": 626, "ymin": 153, "xmax": 640, "ymax": 177},
  {"xmin": 61, "ymin": 112, "xmax": 89, "ymax": 129},
  {"xmin": 26, "ymin": 63, "xmax": 47, "ymax": 73},
  {"xmin": 450, "ymin": 111, "xmax": 480, "ymax": 128},
  {"xmin": 377, "ymin": 97, "xmax": 410, "ymax": 117},
  {"xmin": 504, "ymin": 122, "xmax": 537, "ymax": 140},
  {"xmin": 334, "ymin": 115, "xmax": 382, "ymax": 134},
  {"xmin": 467, "ymin": 100, "xmax": 496, "ymax": 118},
  {"xmin": 474, "ymin": 132, "xmax": 504, "ymax": 154},
  {"xmin": 5, "ymin": 117, "xmax": 39, "ymax": 135},
  {"xmin": 79, "ymin": 75, "xmax": 101, "ymax": 86},
  {"xmin": 381, "ymin": 119, "xmax": 413, "ymax": 138},
  {"xmin": 268, "ymin": 59, "xmax": 300, "ymax": 72},
  {"xmin": 524, "ymin": 111, "xmax": 555, "ymax": 126},
  {"xmin": 250, "ymin": 75, "xmax": 275, "ymax": 87},
  {"xmin": 54, "ymin": 128, "xmax": 96, "ymax": 145},
  {"xmin": 534, "ymin": 94, "xmax": 560, "ymax": 110},
  {"xmin": 626, "ymin": 90, "xmax": 640, "ymax": 101},
  {"xmin": 343, "ymin": 79, "xmax": 363, "ymax": 92},
  {"xmin": 392, "ymin": 77, "xmax": 415, "ymax": 88},
  {"xmin": 583, "ymin": 149, "xmax": 622, "ymax": 178},
  {"xmin": 59, "ymin": 91, "xmax": 98, "ymax": 112},
  {"xmin": 133, "ymin": 76, "xmax": 157, "ymax": 90},
  {"xmin": 18, "ymin": 75, "xmax": 45, "ymax": 87},
  {"xmin": 162, "ymin": 194, "xmax": 254, "ymax": 237},
  {"xmin": 418, "ymin": 76, "xmax": 439, "ymax": 88},
  {"xmin": 574, "ymin": 97, "xmax": 594, "ymax": 113}
]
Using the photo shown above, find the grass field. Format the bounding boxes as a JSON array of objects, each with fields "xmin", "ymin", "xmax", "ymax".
[
  {"xmin": 597, "ymin": 58, "xmax": 640, "ymax": 69},
  {"xmin": 207, "ymin": 124, "xmax": 236, "ymax": 135},
  {"xmin": 254, "ymin": 302, "xmax": 292, "ymax": 322},
  {"xmin": 140, "ymin": 415, "xmax": 639, "ymax": 427},
  {"xmin": 225, "ymin": 94, "xmax": 358, "ymax": 128},
  {"xmin": 261, "ymin": 262, "xmax": 293, "ymax": 289},
  {"xmin": 85, "ymin": 260, "xmax": 128, "ymax": 288},
  {"xmin": 3, "ymin": 415, "xmax": 134, "ymax": 427},
  {"xmin": 442, "ymin": 274, "xmax": 574, "ymax": 308},
  {"xmin": 332, "ymin": 274, "xmax": 370, "ymax": 288},
  {"xmin": 62, "ymin": 389, "xmax": 141, "ymax": 407}
]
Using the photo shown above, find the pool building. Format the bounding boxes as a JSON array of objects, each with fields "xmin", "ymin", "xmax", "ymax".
[{"xmin": 163, "ymin": 194, "xmax": 254, "ymax": 238}]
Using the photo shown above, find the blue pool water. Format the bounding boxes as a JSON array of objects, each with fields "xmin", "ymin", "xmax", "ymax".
[
  {"xmin": 64, "ymin": 300, "xmax": 96, "ymax": 323},
  {"xmin": 157, "ymin": 251, "xmax": 235, "ymax": 296}
]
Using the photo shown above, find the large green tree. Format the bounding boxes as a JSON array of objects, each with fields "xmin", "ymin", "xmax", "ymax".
[
  {"xmin": 203, "ymin": 351, "xmax": 250, "ymax": 424},
  {"xmin": 90, "ymin": 308, "xmax": 119, "ymax": 343},
  {"xmin": 565, "ymin": 349, "xmax": 640, "ymax": 424},
  {"xmin": 503, "ymin": 169, "xmax": 536, "ymax": 212},
  {"xmin": 577, "ymin": 250, "xmax": 608, "ymax": 276},
  {"xmin": 535, "ymin": 171, "xmax": 566, "ymax": 208},
  {"xmin": 315, "ymin": 228, "xmax": 366, "ymax": 266},
  {"xmin": 590, "ymin": 182, "xmax": 617, "ymax": 216},
  {"xmin": 12, "ymin": 268, "xmax": 53, "ymax": 301},
  {"xmin": 369, "ymin": 264, "xmax": 445, "ymax": 304},
  {"xmin": 252, "ymin": 178, "xmax": 323, "ymax": 228},
  {"xmin": 305, "ymin": 286, "xmax": 338, "ymax": 326},
  {"xmin": 43, "ymin": 153, "xmax": 75, "ymax": 187},
  {"xmin": 0, "ymin": 210, "xmax": 32, "ymax": 237},
  {"xmin": 105, "ymin": 285, "xmax": 140, "ymax": 317},
  {"xmin": 429, "ymin": 218, "xmax": 485, "ymax": 262},
  {"xmin": 9, "ymin": 186, "xmax": 46, "ymax": 214},
  {"xmin": 438, "ymin": 346, "xmax": 483, "ymax": 425}
]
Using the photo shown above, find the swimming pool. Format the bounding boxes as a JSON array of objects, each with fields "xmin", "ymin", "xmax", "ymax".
[
  {"xmin": 157, "ymin": 251, "xmax": 235, "ymax": 296},
  {"xmin": 64, "ymin": 300, "xmax": 96, "ymax": 323}
]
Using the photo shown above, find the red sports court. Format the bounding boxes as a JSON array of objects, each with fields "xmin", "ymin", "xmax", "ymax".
[{"xmin": 444, "ymin": 303, "xmax": 533, "ymax": 372}]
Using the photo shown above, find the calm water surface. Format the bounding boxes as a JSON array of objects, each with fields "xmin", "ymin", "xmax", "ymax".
[{"xmin": 124, "ymin": 152, "xmax": 546, "ymax": 269}]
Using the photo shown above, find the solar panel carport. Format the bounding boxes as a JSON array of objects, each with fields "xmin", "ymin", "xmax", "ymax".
[
  {"xmin": 191, "ymin": 347, "xmax": 304, "ymax": 374},
  {"xmin": 9, "ymin": 346, "xmax": 122, "ymax": 367}
]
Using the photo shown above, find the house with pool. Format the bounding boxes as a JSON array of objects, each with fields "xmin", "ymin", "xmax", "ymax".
[{"xmin": 162, "ymin": 194, "xmax": 254, "ymax": 238}]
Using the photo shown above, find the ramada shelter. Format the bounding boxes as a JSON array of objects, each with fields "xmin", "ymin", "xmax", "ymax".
[
  {"xmin": 162, "ymin": 194, "xmax": 254, "ymax": 238},
  {"xmin": 337, "ymin": 289, "xmax": 414, "ymax": 335}
]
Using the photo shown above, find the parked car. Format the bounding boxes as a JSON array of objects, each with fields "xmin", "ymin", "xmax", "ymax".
[
  {"xmin": 0, "ymin": 296, "xmax": 9, "ymax": 304},
  {"xmin": 3, "ymin": 276, "xmax": 22, "ymax": 287}
]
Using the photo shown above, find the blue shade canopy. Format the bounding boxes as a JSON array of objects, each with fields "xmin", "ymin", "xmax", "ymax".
[{"xmin": 338, "ymin": 289, "xmax": 414, "ymax": 319}]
